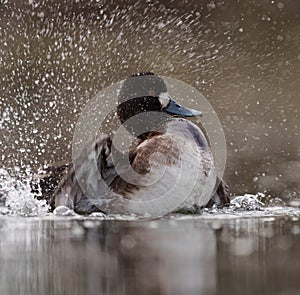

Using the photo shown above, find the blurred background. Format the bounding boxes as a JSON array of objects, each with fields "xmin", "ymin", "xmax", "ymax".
[{"xmin": 0, "ymin": 0, "xmax": 299, "ymax": 200}]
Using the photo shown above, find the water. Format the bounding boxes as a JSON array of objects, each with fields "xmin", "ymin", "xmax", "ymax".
[
  {"xmin": 0, "ymin": 209, "xmax": 300, "ymax": 295},
  {"xmin": 1, "ymin": 1, "xmax": 300, "ymax": 294}
]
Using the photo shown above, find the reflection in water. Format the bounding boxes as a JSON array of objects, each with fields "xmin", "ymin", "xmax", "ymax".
[
  {"xmin": 0, "ymin": 216, "xmax": 300, "ymax": 295},
  {"xmin": 0, "ymin": 217, "xmax": 216, "ymax": 295},
  {"xmin": 215, "ymin": 216, "xmax": 300, "ymax": 295}
]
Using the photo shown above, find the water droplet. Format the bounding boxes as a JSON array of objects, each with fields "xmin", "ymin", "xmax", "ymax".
[{"xmin": 277, "ymin": 2, "xmax": 284, "ymax": 9}]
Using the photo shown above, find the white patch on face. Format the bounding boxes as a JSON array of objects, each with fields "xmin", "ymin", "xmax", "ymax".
[{"xmin": 159, "ymin": 92, "xmax": 171, "ymax": 109}]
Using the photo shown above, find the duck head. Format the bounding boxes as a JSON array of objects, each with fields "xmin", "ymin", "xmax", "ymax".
[{"xmin": 117, "ymin": 72, "xmax": 202, "ymax": 126}]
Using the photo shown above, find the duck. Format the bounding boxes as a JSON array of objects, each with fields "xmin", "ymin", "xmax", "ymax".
[{"xmin": 34, "ymin": 72, "xmax": 230, "ymax": 216}]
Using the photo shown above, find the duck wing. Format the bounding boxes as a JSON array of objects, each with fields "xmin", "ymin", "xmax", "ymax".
[
  {"xmin": 32, "ymin": 134, "xmax": 117, "ymax": 213},
  {"xmin": 50, "ymin": 134, "xmax": 122, "ymax": 213}
]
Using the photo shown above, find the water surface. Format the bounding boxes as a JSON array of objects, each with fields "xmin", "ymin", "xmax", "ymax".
[{"xmin": 1, "ymin": 206, "xmax": 300, "ymax": 295}]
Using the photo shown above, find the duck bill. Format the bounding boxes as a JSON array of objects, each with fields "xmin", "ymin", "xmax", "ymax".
[{"xmin": 163, "ymin": 98, "xmax": 202, "ymax": 117}]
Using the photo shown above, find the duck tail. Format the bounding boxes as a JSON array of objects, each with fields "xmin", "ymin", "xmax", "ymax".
[{"xmin": 206, "ymin": 177, "xmax": 231, "ymax": 208}]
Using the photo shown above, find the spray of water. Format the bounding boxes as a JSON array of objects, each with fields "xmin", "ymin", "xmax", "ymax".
[{"xmin": 0, "ymin": 168, "xmax": 49, "ymax": 216}]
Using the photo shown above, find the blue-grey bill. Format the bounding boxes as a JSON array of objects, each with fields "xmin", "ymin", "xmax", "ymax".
[{"xmin": 163, "ymin": 98, "xmax": 202, "ymax": 117}]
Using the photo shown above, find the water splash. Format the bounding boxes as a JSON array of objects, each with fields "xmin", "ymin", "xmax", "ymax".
[
  {"xmin": 0, "ymin": 174, "xmax": 299, "ymax": 220},
  {"xmin": 230, "ymin": 193, "xmax": 265, "ymax": 211},
  {"xmin": 0, "ymin": 168, "xmax": 49, "ymax": 216},
  {"xmin": 201, "ymin": 193, "xmax": 300, "ymax": 219}
]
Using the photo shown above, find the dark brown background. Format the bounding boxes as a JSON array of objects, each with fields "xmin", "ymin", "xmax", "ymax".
[{"xmin": 0, "ymin": 0, "xmax": 299, "ymax": 200}]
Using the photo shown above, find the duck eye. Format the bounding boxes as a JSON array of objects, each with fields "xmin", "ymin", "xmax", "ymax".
[{"xmin": 149, "ymin": 90, "xmax": 155, "ymax": 96}]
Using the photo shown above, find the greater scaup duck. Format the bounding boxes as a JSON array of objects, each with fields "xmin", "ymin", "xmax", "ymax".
[{"xmin": 34, "ymin": 72, "xmax": 230, "ymax": 215}]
